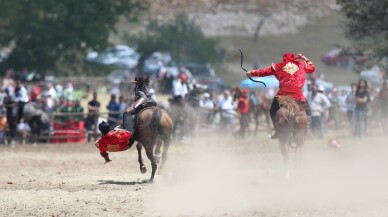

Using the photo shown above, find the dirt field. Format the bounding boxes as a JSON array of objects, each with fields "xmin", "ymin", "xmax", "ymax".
[{"xmin": 1, "ymin": 131, "xmax": 388, "ymax": 217}]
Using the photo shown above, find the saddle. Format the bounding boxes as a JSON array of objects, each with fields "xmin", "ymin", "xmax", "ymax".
[{"xmin": 132, "ymin": 101, "xmax": 157, "ymax": 115}]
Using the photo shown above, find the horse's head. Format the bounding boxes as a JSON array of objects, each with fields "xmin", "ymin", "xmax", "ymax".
[{"xmin": 132, "ymin": 76, "xmax": 150, "ymax": 99}]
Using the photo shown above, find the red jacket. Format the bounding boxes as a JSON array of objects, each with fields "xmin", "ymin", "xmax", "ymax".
[
  {"xmin": 237, "ymin": 97, "xmax": 249, "ymax": 114},
  {"xmin": 249, "ymin": 59, "xmax": 315, "ymax": 102},
  {"xmin": 95, "ymin": 129, "xmax": 133, "ymax": 156}
]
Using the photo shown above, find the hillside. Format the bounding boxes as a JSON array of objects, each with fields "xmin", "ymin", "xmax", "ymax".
[
  {"xmin": 113, "ymin": 1, "xmax": 356, "ymax": 86},
  {"xmin": 148, "ymin": 0, "xmax": 338, "ymax": 36}
]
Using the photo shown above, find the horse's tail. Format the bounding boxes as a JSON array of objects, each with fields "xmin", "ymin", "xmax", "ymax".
[{"xmin": 150, "ymin": 108, "xmax": 166, "ymax": 139}]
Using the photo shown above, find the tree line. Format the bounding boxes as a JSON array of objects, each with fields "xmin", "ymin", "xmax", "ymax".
[{"xmin": 0, "ymin": 0, "xmax": 386, "ymax": 76}]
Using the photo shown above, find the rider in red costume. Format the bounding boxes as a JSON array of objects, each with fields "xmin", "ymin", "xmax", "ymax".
[
  {"xmin": 246, "ymin": 53, "xmax": 315, "ymax": 139},
  {"xmin": 95, "ymin": 121, "xmax": 134, "ymax": 163}
]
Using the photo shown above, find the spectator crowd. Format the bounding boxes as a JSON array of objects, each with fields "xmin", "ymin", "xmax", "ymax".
[{"xmin": 1, "ymin": 66, "xmax": 388, "ymax": 146}]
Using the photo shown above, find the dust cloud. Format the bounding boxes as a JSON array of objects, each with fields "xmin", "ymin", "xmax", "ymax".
[{"xmin": 146, "ymin": 134, "xmax": 388, "ymax": 217}]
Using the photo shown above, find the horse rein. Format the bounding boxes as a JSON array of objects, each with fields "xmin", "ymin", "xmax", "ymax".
[{"xmin": 239, "ymin": 49, "xmax": 267, "ymax": 87}]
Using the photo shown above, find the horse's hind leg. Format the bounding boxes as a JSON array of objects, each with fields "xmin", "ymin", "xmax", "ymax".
[
  {"xmin": 154, "ymin": 138, "xmax": 162, "ymax": 163},
  {"xmin": 159, "ymin": 136, "xmax": 171, "ymax": 175},
  {"xmin": 136, "ymin": 143, "xmax": 147, "ymax": 174},
  {"xmin": 145, "ymin": 145, "xmax": 157, "ymax": 182}
]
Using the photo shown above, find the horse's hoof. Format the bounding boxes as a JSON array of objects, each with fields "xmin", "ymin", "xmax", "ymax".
[
  {"xmin": 147, "ymin": 179, "xmax": 154, "ymax": 184},
  {"xmin": 140, "ymin": 166, "xmax": 147, "ymax": 174},
  {"xmin": 154, "ymin": 154, "xmax": 162, "ymax": 163}
]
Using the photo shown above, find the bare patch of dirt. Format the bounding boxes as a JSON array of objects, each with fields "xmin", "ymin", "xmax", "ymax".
[{"xmin": 1, "ymin": 133, "xmax": 388, "ymax": 216}]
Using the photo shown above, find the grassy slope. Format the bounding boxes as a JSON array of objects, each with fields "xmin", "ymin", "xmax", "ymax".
[{"xmin": 219, "ymin": 13, "xmax": 357, "ymax": 86}]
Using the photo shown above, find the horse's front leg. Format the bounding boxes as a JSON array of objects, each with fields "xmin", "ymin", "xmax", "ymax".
[
  {"xmin": 136, "ymin": 143, "xmax": 147, "ymax": 174},
  {"xmin": 144, "ymin": 145, "xmax": 157, "ymax": 182}
]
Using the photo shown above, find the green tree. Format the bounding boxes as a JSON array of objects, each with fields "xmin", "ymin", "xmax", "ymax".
[
  {"xmin": 127, "ymin": 14, "xmax": 220, "ymax": 72},
  {"xmin": 0, "ymin": 0, "xmax": 146, "ymax": 76},
  {"xmin": 337, "ymin": 0, "xmax": 388, "ymax": 58}
]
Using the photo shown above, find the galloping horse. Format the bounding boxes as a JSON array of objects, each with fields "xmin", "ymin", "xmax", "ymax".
[
  {"xmin": 131, "ymin": 77, "xmax": 173, "ymax": 182},
  {"xmin": 275, "ymin": 96, "xmax": 308, "ymax": 177}
]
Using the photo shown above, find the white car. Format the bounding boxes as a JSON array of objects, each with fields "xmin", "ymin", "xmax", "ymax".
[
  {"xmin": 0, "ymin": 51, "xmax": 8, "ymax": 63},
  {"xmin": 86, "ymin": 45, "xmax": 140, "ymax": 69}
]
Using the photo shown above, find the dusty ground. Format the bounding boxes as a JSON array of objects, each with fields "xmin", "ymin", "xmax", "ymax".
[{"xmin": 1, "ymin": 130, "xmax": 388, "ymax": 217}]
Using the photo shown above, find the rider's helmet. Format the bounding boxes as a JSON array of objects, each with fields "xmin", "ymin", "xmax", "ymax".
[
  {"xmin": 132, "ymin": 76, "xmax": 149, "ymax": 100},
  {"xmin": 98, "ymin": 121, "xmax": 110, "ymax": 136}
]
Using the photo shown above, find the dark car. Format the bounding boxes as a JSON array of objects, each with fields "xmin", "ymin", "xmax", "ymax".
[
  {"xmin": 184, "ymin": 64, "xmax": 225, "ymax": 92},
  {"xmin": 184, "ymin": 63, "xmax": 216, "ymax": 78},
  {"xmin": 321, "ymin": 48, "xmax": 367, "ymax": 68}
]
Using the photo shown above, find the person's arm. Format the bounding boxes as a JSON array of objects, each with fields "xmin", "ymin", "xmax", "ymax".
[
  {"xmin": 355, "ymin": 92, "xmax": 368, "ymax": 104},
  {"xmin": 95, "ymin": 139, "xmax": 111, "ymax": 163},
  {"xmin": 88, "ymin": 103, "xmax": 100, "ymax": 112},
  {"xmin": 247, "ymin": 66, "xmax": 275, "ymax": 77},
  {"xmin": 299, "ymin": 55, "xmax": 315, "ymax": 73}
]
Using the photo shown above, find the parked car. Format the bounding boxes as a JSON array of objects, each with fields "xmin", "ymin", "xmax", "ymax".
[
  {"xmin": 86, "ymin": 45, "xmax": 139, "ymax": 69},
  {"xmin": 143, "ymin": 52, "xmax": 173, "ymax": 76},
  {"xmin": 184, "ymin": 63, "xmax": 216, "ymax": 78},
  {"xmin": 0, "ymin": 51, "xmax": 8, "ymax": 63},
  {"xmin": 183, "ymin": 63, "xmax": 225, "ymax": 92},
  {"xmin": 321, "ymin": 48, "xmax": 367, "ymax": 68}
]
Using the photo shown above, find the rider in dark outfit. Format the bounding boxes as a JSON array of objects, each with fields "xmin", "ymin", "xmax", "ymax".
[{"xmin": 122, "ymin": 77, "xmax": 156, "ymax": 139}]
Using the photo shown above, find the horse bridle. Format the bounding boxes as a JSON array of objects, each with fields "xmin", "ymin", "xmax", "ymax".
[{"xmin": 239, "ymin": 49, "xmax": 266, "ymax": 87}]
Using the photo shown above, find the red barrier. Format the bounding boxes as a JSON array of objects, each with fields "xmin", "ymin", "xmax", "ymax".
[{"xmin": 51, "ymin": 121, "xmax": 85, "ymax": 143}]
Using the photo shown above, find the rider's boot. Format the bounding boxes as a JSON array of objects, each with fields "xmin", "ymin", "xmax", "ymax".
[
  {"xmin": 270, "ymin": 112, "xmax": 278, "ymax": 139},
  {"xmin": 123, "ymin": 112, "xmax": 136, "ymax": 145}
]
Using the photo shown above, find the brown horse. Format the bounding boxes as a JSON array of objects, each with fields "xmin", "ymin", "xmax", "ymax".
[
  {"xmin": 275, "ymin": 96, "xmax": 307, "ymax": 177},
  {"xmin": 131, "ymin": 77, "xmax": 173, "ymax": 182}
]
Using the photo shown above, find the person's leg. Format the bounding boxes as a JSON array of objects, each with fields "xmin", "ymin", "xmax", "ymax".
[
  {"xmin": 359, "ymin": 111, "xmax": 366, "ymax": 137},
  {"xmin": 17, "ymin": 103, "xmax": 23, "ymax": 123},
  {"xmin": 350, "ymin": 110, "xmax": 357, "ymax": 137},
  {"xmin": 311, "ymin": 116, "xmax": 318, "ymax": 136},
  {"xmin": 269, "ymin": 98, "xmax": 280, "ymax": 139},
  {"xmin": 269, "ymin": 98, "xmax": 280, "ymax": 129},
  {"xmin": 347, "ymin": 111, "xmax": 353, "ymax": 124},
  {"xmin": 123, "ymin": 112, "xmax": 135, "ymax": 133},
  {"xmin": 243, "ymin": 113, "xmax": 249, "ymax": 138},
  {"xmin": 318, "ymin": 114, "xmax": 324, "ymax": 139}
]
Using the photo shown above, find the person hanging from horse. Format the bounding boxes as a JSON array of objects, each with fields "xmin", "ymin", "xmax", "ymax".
[
  {"xmin": 95, "ymin": 121, "xmax": 133, "ymax": 163},
  {"xmin": 95, "ymin": 76, "xmax": 156, "ymax": 163},
  {"xmin": 245, "ymin": 53, "xmax": 315, "ymax": 139}
]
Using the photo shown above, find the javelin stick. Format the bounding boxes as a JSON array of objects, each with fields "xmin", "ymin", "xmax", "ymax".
[{"xmin": 239, "ymin": 49, "xmax": 266, "ymax": 87}]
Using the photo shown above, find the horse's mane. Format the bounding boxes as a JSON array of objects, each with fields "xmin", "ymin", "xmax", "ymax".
[{"xmin": 277, "ymin": 96, "xmax": 302, "ymax": 116}]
